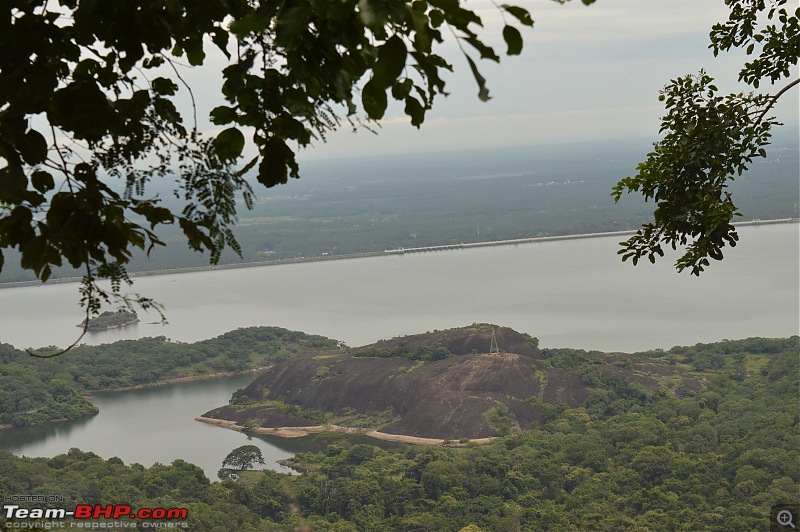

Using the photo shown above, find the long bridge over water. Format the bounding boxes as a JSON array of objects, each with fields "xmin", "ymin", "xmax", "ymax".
[
  {"xmin": 382, "ymin": 218, "xmax": 799, "ymax": 256},
  {"xmin": 383, "ymin": 230, "xmax": 637, "ymax": 255}
]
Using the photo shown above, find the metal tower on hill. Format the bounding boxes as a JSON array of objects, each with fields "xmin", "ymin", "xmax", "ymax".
[{"xmin": 490, "ymin": 327, "xmax": 500, "ymax": 354}]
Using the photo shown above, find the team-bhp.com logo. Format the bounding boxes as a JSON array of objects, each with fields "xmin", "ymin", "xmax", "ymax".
[{"xmin": 4, "ymin": 505, "xmax": 187, "ymax": 520}]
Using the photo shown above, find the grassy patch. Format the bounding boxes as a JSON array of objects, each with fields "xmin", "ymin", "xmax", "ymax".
[
  {"xmin": 402, "ymin": 361, "xmax": 425, "ymax": 374},
  {"xmin": 745, "ymin": 354, "xmax": 769, "ymax": 376},
  {"xmin": 313, "ymin": 365, "xmax": 332, "ymax": 382},
  {"xmin": 235, "ymin": 470, "xmax": 267, "ymax": 487},
  {"xmin": 327, "ymin": 407, "xmax": 400, "ymax": 429},
  {"xmin": 532, "ymin": 367, "xmax": 548, "ymax": 387}
]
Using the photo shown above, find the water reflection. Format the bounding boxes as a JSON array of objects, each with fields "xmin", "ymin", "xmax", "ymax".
[{"xmin": 2, "ymin": 415, "xmax": 95, "ymax": 451}]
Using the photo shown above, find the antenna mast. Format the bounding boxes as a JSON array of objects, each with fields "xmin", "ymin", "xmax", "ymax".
[{"xmin": 490, "ymin": 327, "xmax": 500, "ymax": 354}]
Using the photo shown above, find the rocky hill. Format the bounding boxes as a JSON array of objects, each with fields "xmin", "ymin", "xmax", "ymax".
[{"xmin": 200, "ymin": 324, "xmax": 704, "ymax": 441}]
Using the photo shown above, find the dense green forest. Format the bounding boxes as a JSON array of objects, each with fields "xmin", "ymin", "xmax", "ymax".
[
  {"xmin": 0, "ymin": 337, "xmax": 796, "ymax": 530},
  {"xmin": 0, "ymin": 327, "xmax": 340, "ymax": 427},
  {"xmin": 1, "ymin": 138, "xmax": 796, "ymax": 283}
]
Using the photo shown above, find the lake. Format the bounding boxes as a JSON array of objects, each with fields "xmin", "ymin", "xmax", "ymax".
[
  {"xmin": 0, "ymin": 373, "xmax": 400, "ymax": 479},
  {"xmin": 1, "ymin": 223, "xmax": 797, "ymax": 353},
  {"xmin": 0, "ymin": 223, "xmax": 797, "ymax": 478}
]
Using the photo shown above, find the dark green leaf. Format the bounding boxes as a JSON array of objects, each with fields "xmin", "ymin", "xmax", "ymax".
[
  {"xmin": 211, "ymin": 28, "xmax": 230, "ymax": 59},
  {"xmin": 392, "ymin": 78, "xmax": 414, "ymax": 100},
  {"xmin": 18, "ymin": 130, "xmax": 48, "ymax": 165},
  {"xmin": 464, "ymin": 55, "xmax": 491, "ymax": 101},
  {"xmin": 501, "ymin": 5, "xmax": 534, "ymax": 26},
  {"xmin": 235, "ymin": 156, "xmax": 259, "ymax": 178},
  {"xmin": 276, "ymin": 6, "xmax": 311, "ymax": 50},
  {"xmin": 210, "ymin": 106, "xmax": 237, "ymax": 125},
  {"xmin": 48, "ymin": 81, "xmax": 115, "ymax": 140},
  {"xmin": 31, "ymin": 171, "xmax": 54, "ymax": 193},
  {"xmin": 429, "ymin": 9, "xmax": 444, "ymax": 28},
  {"xmin": 372, "ymin": 36, "xmax": 408, "ymax": 88},
  {"xmin": 362, "ymin": 78, "xmax": 388, "ymax": 119},
  {"xmin": 503, "ymin": 26, "xmax": 523, "ymax": 56},
  {"xmin": 229, "ymin": 14, "xmax": 271, "ymax": 37},
  {"xmin": 152, "ymin": 77, "xmax": 179, "ymax": 96},
  {"xmin": 257, "ymin": 138, "xmax": 297, "ymax": 188},
  {"xmin": 404, "ymin": 96, "xmax": 425, "ymax": 127},
  {"xmin": 213, "ymin": 128, "xmax": 245, "ymax": 161},
  {"xmin": 135, "ymin": 202, "xmax": 174, "ymax": 229},
  {"xmin": 463, "ymin": 33, "xmax": 499, "ymax": 61},
  {"xmin": 184, "ymin": 40, "xmax": 206, "ymax": 66},
  {"xmin": 0, "ymin": 166, "xmax": 28, "ymax": 203},
  {"xmin": 358, "ymin": 0, "xmax": 390, "ymax": 32}
]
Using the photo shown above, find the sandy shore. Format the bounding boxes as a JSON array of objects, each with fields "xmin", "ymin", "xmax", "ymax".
[{"xmin": 194, "ymin": 416, "xmax": 494, "ymax": 446}]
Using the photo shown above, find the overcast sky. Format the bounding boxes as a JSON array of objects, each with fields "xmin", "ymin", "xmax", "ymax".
[{"xmin": 184, "ymin": 0, "xmax": 798, "ymax": 160}]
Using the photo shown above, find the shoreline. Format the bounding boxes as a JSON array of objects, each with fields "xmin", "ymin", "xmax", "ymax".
[
  {"xmin": 194, "ymin": 416, "xmax": 495, "ymax": 446},
  {"xmin": 88, "ymin": 367, "xmax": 270, "ymax": 395},
  {"xmin": 2, "ymin": 218, "xmax": 796, "ymax": 289}
]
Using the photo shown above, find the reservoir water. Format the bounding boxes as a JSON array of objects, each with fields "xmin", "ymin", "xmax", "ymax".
[
  {"xmin": 0, "ymin": 374, "xmax": 302, "ymax": 479},
  {"xmin": 0, "ymin": 223, "xmax": 797, "ymax": 478}
]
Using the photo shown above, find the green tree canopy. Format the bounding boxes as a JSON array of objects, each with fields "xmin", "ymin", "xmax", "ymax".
[
  {"xmin": 0, "ymin": 0, "xmax": 551, "ymax": 337},
  {"xmin": 613, "ymin": 0, "xmax": 799, "ymax": 275},
  {"xmin": 222, "ymin": 444, "xmax": 266, "ymax": 471}
]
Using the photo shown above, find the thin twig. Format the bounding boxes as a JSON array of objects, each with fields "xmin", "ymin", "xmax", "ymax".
[
  {"xmin": 755, "ymin": 77, "xmax": 800, "ymax": 124},
  {"xmin": 27, "ymin": 265, "xmax": 92, "ymax": 358},
  {"xmin": 162, "ymin": 54, "xmax": 198, "ymax": 131}
]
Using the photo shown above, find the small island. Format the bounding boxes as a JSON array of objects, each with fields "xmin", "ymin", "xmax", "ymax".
[{"xmin": 78, "ymin": 310, "xmax": 139, "ymax": 331}]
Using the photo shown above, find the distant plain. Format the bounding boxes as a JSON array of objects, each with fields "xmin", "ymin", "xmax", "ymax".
[{"xmin": 1, "ymin": 135, "xmax": 797, "ymax": 283}]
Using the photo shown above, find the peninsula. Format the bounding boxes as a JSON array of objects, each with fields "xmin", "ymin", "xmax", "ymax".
[{"xmin": 199, "ymin": 324, "xmax": 705, "ymax": 443}]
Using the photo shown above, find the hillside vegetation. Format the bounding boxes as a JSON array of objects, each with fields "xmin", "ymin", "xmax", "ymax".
[{"xmin": 0, "ymin": 334, "xmax": 796, "ymax": 530}]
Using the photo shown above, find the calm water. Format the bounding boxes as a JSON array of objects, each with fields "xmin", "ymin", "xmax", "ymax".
[
  {"xmin": 0, "ymin": 374, "xmax": 399, "ymax": 479},
  {"xmin": 0, "ymin": 223, "xmax": 797, "ymax": 477},
  {"xmin": 1, "ymin": 224, "xmax": 797, "ymax": 352},
  {"xmin": 0, "ymin": 374, "xmax": 299, "ymax": 478}
]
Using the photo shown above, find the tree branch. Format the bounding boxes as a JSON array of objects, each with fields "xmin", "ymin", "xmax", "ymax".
[
  {"xmin": 162, "ymin": 54, "xmax": 198, "ymax": 131},
  {"xmin": 755, "ymin": 77, "xmax": 800, "ymax": 124},
  {"xmin": 27, "ymin": 264, "xmax": 92, "ymax": 358}
]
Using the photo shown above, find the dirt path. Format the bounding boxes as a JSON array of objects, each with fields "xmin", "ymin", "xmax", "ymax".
[
  {"xmin": 279, "ymin": 477, "xmax": 311, "ymax": 532},
  {"xmin": 195, "ymin": 417, "xmax": 495, "ymax": 446}
]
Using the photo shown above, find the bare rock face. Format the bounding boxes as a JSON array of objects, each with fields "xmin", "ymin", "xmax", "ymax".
[{"xmin": 201, "ymin": 324, "xmax": 699, "ymax": 440}]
